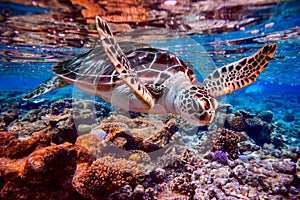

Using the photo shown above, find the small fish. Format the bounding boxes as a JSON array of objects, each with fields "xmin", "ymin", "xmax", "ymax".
[{"xmin": 90, "ymin": 129, "xmax": 107, "ymax": 138}]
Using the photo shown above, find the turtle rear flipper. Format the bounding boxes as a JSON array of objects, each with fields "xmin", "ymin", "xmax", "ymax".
[
  {"xmin": 95, "ymin": 16, "xmax": 155, "ymax": 108},
  {"xmin": 23, "ymin": 76, "xmax": 69, "ymax": 100},
  {"xmin": 204, "ymin": 44, "xmax": 277, "ymax": 98}
]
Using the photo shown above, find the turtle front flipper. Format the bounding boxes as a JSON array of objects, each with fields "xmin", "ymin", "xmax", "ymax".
[
  {"xmin": 23, "ymin": 76, "xmax": 69, "ymax": 100},
  {"xmin": 203, "ymin": 44, "xmax": 277, "ymax": 98},
  {"xmin": 95, "ymin": 16, "xmax": 155, "ymax": 108}
]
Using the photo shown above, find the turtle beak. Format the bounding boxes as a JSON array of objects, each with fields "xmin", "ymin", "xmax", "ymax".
[
  {"xmin": 192, "ymin": 97, "xmax": 217, "ymax": 126},
  {"xmin": 192, "ymin": 110, "xmax": 215, "ymax": 126}
]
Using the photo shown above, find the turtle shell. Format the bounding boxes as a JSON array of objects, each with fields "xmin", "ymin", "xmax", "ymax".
[{"xmin": 53, "ymin": 42, "xmax": 196, "ymax": 93}]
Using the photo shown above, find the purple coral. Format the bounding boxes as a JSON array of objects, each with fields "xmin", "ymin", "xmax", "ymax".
[{"xmin": 212, "ymin": 150, "xmax": 228, "ymax": 164}]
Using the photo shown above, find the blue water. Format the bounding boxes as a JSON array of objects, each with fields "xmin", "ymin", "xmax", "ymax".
[{"xmin": 0, "ymin": 1, "xmax": 299, "ymax": 129}]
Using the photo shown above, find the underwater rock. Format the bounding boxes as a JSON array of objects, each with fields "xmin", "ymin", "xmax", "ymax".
[
  {"xmin": 5, "ymin": 99, "xmax": 110, "ymax": 143},
  {"xmin": 283, "ymin": 113, "xmax": 295, "ymax": 122},
  {"xmin": 161, "ymin": 142, "xmax": 300, "ymax": 199},
  {"xmin": 0, "ymin": 131, "xmax": 94, "ymax": 200},
  {"xmin": 225, "ymin": 108, "xmax": 280, "ymax": 147},
  {"xmin": 257, "ymin": 110, "xmax": 274, "ymax": 123},
  {"xmin": 236, "ymin": 109, "xmax": 255, "ymax": 118},
  {"xmin": 7, "ymin": 99, "xmax": 77, "ymax": 143},
  {"xmin": 99, "ymin": 120, "xmax": 137, "ymax": 151},
  {"xmin": 245, "ymin": 118, "xmax": 264, "ymax": 127},
  {"xmin": 273, "ymin": 159, "xmax": 296, "ymax": 174},
  {"xmin": 141, "ymin": 118, "xmax": 178, "ymax": 152},
  {"xmin": 72, "ymin": 100, "xmax": 111, "ymax": 135},
  {"xmin": 50, "ymin": 99, "xmax": 72, "ymax": 115},
  {"xmin": 107, "ymin": 185, "xmax": 133, "ymax": 200},
  {"xmin": 5, "ymin": 99, "xmax": 110, "ymax": 144},
  {"xmin": 296, "ymin": 159, "xmax": 300, "ymax": 178},
  {"xmin": 72, "ymin": 156, "xmax": 143, "ymax": 199}
]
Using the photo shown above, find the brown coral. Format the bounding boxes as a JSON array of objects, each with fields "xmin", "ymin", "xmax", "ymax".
[
  {"xmin": 0, "ymin": 132, "xmax": 94, "ymax": 199},
  {"xmin": 0, "ymin": 131, "xmax": 51, "ymax": 158},
  {"xmin": 140, "ymin": 118, "xmax": 178, "ymax": 152},
  {"xmin": 229, "ymin": 116, "xmax": 248, "ymax": 131},
  {"xmin": 98, "ymin": 117, "xmax": 178, "ymax": 152},
  {"xmin": 72, "ymin": 156, "xmax": 143, "ymax": 199},
  {"xmin": 212, "ymin": 128, "xmax": 247, "ymax": 158},
  {"xmin": 75, "ymin": 133, "xmax": 105, "ymax": 158}
]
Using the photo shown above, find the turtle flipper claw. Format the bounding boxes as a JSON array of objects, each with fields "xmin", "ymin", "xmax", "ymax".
[
  {"xmin": 95, "ymin": 16, "xmax": 155, "ymax": 108},
  {"xmin": 203, "ymin": 44, "xmax": 277, "ymax": 98}
]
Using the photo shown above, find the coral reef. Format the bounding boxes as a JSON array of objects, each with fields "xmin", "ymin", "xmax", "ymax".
[
  {"xmin": 93, "ymin": 116, "xmax": 178, "ymax": 152},
  {"xmin": 226, "ymin": 109, "xmax": 276, "ymax": 147},
  {"xmin": 211, "ymin": 128, "xmax": 247, "ymax": 158},
  {"xmin": 0, "ymin": 131, "xmax": 94, "ymax": 200},
  {"xmin": 0, "ymin": 110, "xmax": 18, "ymax": 131},
  {"xmin": 229, "ymin": 115, "xmax": 248, "ymax": 131},
  {"xmin": 7, "ymin": 99, "xmax": 75, "ymax": 143},
  {"xmin": 212, "ymin": 150, "xmax": 228, "ymax": 164},
  {"xmin": 0, "ymin": 131, "xmax": 51, "ymax": 159},
  {"xmin": 257, "ymin": 110, "xmax": 274, "ymax": 123},
  {"xmin": 75, "ymin": 133, "xmax": 105, "ymax": 158},
  {"xmin": 160, "ymin": 146, "xmax": 299, "ymax": 199},
  {"xmin": 1, "ymin": 118, "xmax": 300, "ymax": 199},
  {"xmin": 72, "ymin": 156, "xmax": 143, "ymax": 199},
  {"xmin": 0, "ymin": 96, "xmax": 299, "ymax": 199},
  {"xmin": 6, "ymin": 99, "xmax": 110, "ymax": 143}
]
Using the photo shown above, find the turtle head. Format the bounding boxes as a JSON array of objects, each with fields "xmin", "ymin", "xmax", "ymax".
[{"xmin": 176, "ymin": 85, "xmax": 218, "ymax": 126}]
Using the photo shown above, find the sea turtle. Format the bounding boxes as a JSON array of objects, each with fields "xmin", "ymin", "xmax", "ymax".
[{"xmin": 23, "ymin": 16, "xmax": 277, "ymax": 126}]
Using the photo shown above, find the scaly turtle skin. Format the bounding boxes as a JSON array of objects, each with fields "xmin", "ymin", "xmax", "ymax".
[{"xmin": 23, "ymin": 16, "xmax": 277, "ymax": 126}]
